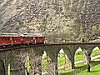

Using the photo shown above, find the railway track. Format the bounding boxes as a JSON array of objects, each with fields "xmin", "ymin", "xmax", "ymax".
[{"xmin": 0, "ymin": 42, "xmax": 100, "ymax": 52}]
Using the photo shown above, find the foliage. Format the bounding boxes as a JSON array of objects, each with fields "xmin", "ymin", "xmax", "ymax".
[
  {"xmin": 92, "ymin": 50, "xmax": 100, "ymax": 57},
  {"xmin": 8, "ymin": 64, "xmax": 10, "ymax": 75},
  {"xmin": 26, "ymin": 55, "xmax": 31, "ymax": 74},
  {"xmin": 0, "ymin": 0, "xmax": 100, "ymax": 42},
  {"xmin": 75, "ymin": 51, "xmax": 85, "ymax": 61},
  {"xmin": 58, "ymin": 54, "xmax": 66, "ymax": 67},
  {"xmin": 61, "ymin": 61, "xmax": 100, "ymax": 75},
  {"xmin": 42, "ymin": 57, "xmax": 49, "ymax": 72}
]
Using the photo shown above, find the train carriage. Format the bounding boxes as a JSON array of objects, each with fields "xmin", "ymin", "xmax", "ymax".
[
  {"xmin": 33, "ymin": 33, "xmax": 45, "ymax": 44},
  {"xmin": 0, "ymin": 36, "xmax": 12, "ymax": 45},
  {"xmin": 21, "ymin": 33, "xmax": 36, "ymax": 44},
  {"xmin": 0, "ymin": 33, "xmax": 23, "ymax": 45},
  {"xmin": 0, "ymin": 33, "xmax": 45, "ymax": 46}
]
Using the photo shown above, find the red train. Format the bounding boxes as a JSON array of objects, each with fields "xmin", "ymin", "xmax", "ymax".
[{"xmin": 0, "ymin": 33, "xmax": 45, "ymax": 45}]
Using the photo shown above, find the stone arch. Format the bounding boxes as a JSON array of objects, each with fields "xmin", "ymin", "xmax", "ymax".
[
  {"xmin": 58, "ymin": 49, "xmax": 66, "ymax": 67},
  {"xmin": 82, "ymin": 45, "xmax": 96, "ymax": 72},
  {"xmin": 74, "ymin": 47, "xmax": 86, "ymax": 67},
  {"xmin": 57, "ymin": 49, "xmax": 68, "ymax": 74},
  {"xmin": 63, "ymin": 45, "xmax": 79, "ymax": 69},
  {"xmin": 98, "ymin": 46, "xmax": 100, "ymax": 50},
  {"xmin": 91, "ymin": 47, "xmax": 100, "ymax": 61},
  {"xmin": 44, "ymin": 46, "xmax": 60, "ymax": 75},
  {"xmin": 42, "ymin": 51, "xmax": 49, "ymax": 74},
  {"xmin": 0, "ymin": 58, "xmax": 5, "ymax": 75},
  {"xmin": 28, "ymin": 47, "xmax": 44, "ymax": 75}
]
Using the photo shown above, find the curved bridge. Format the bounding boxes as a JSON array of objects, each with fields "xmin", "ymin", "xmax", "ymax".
[{"xmin": 0, "ymin": 43, "xmax": 100, "ymax": 75}]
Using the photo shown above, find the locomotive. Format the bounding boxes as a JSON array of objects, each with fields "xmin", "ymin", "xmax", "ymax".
[{"xmin": 0, "ymin": 33, "xmax": 45, "ymax": 45}]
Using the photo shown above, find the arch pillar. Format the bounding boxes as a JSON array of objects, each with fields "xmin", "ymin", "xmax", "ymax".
[
  {"xmin": 10, "ymin": 49, "xmax": 27, "ymax": 75},
  {"xmin": 83, "ymin": 45, "xmax": 94, "ymax": 72},
  {"xmin": 84, "ymin": 50, "xmax": 91, "ymax": 72},
  {"xmin": 0, "ymin": 48, "xmax": 28, "ymax": 75},
  {"xmin": 29, "ymin": 47, "xmax": 44, "ymax": 75},
  {"xmin": 0, "ymin": 58, "xmax": 5, "ymax": 75},
  {"xmin": 45, "ymin": 47, "xmax": 59, "ymax": 75},
  {"xmin": 64, "ymin": 45, "xmax": 78, "ymax": 69},
  {"xmin": 64, "ymin": 50, "xmax": 75, "ymax": 69}
]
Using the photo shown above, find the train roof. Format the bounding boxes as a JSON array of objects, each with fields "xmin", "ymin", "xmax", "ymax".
[
  {"xmin": 0, "ymin": 33, "xmax": 44, "ymax": 37},
  {"xmin": 0, "ymin": 33, "xmax": 19, "ymax": 36},
  {"xmin": 21, "ymin": 33, "xmax": 44, "ymax": 37}
]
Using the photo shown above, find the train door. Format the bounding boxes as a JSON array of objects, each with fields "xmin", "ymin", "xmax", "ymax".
[
  {"xmin": 0, "ymin": 37, "xmax": 11, "ymax": 45},
  {"xmin": 35, "ymin": 37, "xmax": 45, "ymax": 44},
  {"xmin": 12, "ymin": 36, "xmax": 23, "ymax": 44}
]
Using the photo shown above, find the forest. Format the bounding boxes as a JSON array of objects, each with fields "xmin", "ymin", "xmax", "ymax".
[{"xmin": 0, "ymin": 0, "xmax": 100, "ymax": 43}]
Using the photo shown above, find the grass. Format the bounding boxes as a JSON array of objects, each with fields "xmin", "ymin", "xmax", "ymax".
[
  {"xmin": 58, "ymin": 54, "xmax": 66, "ymax": 67},
  {"xmin": 60, "ymin": 61, "xmax": 100, "ymax": 75},
  {"xmin": 75, "ymin": 49, "xmax": 100, "ymax": 62},
  {"xmin": 60, "ymin": 49, "xmax": 100, "ymax": 75},
  {"xmin": 92, "ymin": 50, "xmax": 100, "ymax": 57},
  {"xmin": 75, "ymin": 51, "xmax": 85, "ymax": 61},
  {"xmin": 79, "ymin": 64, "xmax": 100, "ymax": 75},
  {"xmin": 42, "ymin": 57, "xmax": 49, "ymax": 72}
]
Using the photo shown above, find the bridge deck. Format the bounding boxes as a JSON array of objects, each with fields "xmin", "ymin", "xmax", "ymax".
[{"xmin": 0, "ymin": 43, "xmax": 100, "ymax": 51}]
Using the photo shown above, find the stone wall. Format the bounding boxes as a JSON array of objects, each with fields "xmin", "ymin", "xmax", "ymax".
[{"xmin": 0, "ymin": 43, "xmax": 100, "ymax": 75}]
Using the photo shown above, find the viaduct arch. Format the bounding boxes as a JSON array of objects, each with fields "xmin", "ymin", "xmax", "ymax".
[{"xmin": 0, "ymin": 43, "xmax": 100, "ymax": 75}]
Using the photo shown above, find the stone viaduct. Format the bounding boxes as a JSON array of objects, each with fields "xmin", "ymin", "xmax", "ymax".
[{"xmin": 0, "ymin": 43, "xmax": 100, "ymax": 75}]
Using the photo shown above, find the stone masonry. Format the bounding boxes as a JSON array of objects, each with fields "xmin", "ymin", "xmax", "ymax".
[{"xmin": 0, "ymin": 43, "xmax": 100, "ymax": 75}]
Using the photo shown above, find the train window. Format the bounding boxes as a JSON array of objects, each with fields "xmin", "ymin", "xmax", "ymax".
[
  {"xmin": 23, "ymin": 34, "xmax": 27, "ymax": 35},
  {"xmin": 34, "ymin": 33, "xmax": 43, "ymax": 37},
  {"xmin": 2, "ymin": 37, "xmax": 10, "ymax": 40},
  {"xmin": 0, "ymin": 37, "xmax": 2, "ymax": 40}
]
